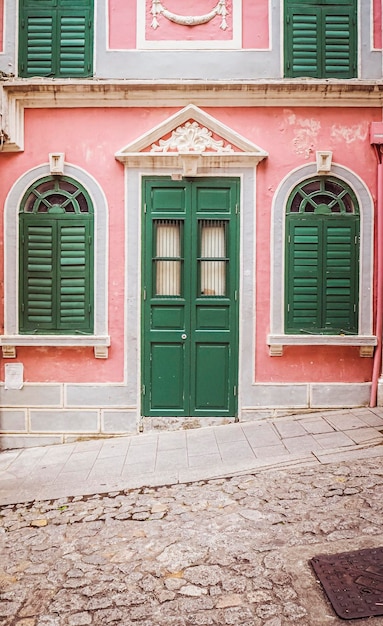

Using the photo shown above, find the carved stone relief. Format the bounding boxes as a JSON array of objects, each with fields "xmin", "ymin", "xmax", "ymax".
[
  {"xmin": 150, "ymin": 0, "xmax": 228, "ymax": 30},
  {"xmin": 150, "ymin": 121, "xmax": 234, "ymax": 153}
]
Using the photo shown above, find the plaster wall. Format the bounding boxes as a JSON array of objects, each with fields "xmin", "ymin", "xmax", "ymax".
[
  {"xmin": 0, "ymin": 104, "xmax": 380, "ymax": 444},
  {"xmin": 0, "ymin": 0, "xmax": 380, "ymax": 79},
  {"xmin": 0, "ymin": 105, "xmax": 379, "ymax": 382}
]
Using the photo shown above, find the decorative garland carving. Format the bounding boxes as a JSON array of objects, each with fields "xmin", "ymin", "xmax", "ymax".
[
  {"xmin": 150, "ymin": 121, "xmax": 234, "ymax": 153},
  {"xmin": 150, "ymin": 0, "xmax": 228, "ymax": 30}
]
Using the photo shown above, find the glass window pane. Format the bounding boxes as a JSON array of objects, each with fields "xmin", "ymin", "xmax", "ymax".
[
  {"xmin": 200, "ymin": 221, "xmax": 227, "ymax": 296},
  {"xmin": 155, "ymin": 221, "xmax": 181, "ymax": 296}
]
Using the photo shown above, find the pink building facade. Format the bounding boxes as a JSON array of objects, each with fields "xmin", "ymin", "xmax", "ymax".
[{"xmin": 0, "ymin": 0, "xmax": 383, "ymax": 447}]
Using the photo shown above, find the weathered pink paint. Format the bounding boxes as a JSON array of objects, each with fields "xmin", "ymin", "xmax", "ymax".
[
  {"xmin": 374, "ymin": 0, "xmax": 382, "ymax": 49},
  {"xmin": 242, "ymin": 0, "xmax": 269, "ymax": 49},
  {"xmin": 108, "ymin": 0, "xmax": 137, "ymax": 49},
  {"xmin": 0, "ymin": 106, "xmax": 378, "ymax": 385}
]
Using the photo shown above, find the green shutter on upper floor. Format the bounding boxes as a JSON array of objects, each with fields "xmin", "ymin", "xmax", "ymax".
[
  {"xmin": 284, "ymin": 0, "xmax": 357, "ymax": 78},
  {"xmin": 19, "ymin": 0, "xmax": 93, "ymax": 77}
]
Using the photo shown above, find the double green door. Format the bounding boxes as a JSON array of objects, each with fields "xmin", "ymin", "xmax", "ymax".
[{"xmin": 142, "ymin": 177, "xmax": 240, "ymax": 417}]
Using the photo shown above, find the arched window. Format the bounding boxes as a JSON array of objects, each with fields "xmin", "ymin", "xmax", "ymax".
[
  {"xmin": 285, "ymin": 176, "xmax": 359, "ymax": 335},
  {"xmin": 19, "ymin": 176, "xmax": 94, "ymax": 334}
]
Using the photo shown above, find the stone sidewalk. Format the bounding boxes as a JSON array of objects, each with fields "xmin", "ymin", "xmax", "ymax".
[
  {"xmin": 2, "ymin": 454, "xmax": 383, "ymax": 625},
  {"xmin": 2, "ymin": 407, "xmax": 383, "ymax": 505}
]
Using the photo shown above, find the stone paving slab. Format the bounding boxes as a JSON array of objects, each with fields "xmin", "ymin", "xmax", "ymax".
[
  {"xmin": 3, "ymin": 456, "xmax": 383, "ymax": 625},
  {"xmin": 1, "ymin": 408, "xmax": 383, "ymax": 506}
]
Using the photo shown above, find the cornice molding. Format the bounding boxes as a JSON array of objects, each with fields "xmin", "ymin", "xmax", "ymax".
[{"xmin": 1, "ymin": 79, "xmax": 383, "ymax": 152}]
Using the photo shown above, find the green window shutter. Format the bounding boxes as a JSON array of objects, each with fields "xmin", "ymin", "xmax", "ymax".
[
  {"xmin": 20, "ymin": 216, "xmax": 93, "ymax": 334},
  {"xmin": 323, "ymin": 220, "xmax": 358, "ymax": 332},
  {"xmin": 286, "ymin": 219, "xmax": 322, "ymax": 332},
  {"xmin": 58, "ymin": 221, "xmax": 93, "ymax": 331},
  {"xmin": 58, "ymin": 9, "xmax": 92, "ymax": 77},
  {"xmin": 284, "ymin": 0, "xmax": 357, "ymax": 78},
  {"xmin": 20, "ymin": 219, "xmax": 55, "ymax": 332},
  {"xmin": 285, "ymin": 216, "xmax": 359, "ymax": 334},
  {"xmin": 20, "ymin": 11, "xmax": 55, "ymax": 77},
  {"xmin": 285, "ymin": 6, "xmax": 320, "ymax": 77},
  {"xmin": 324, "ymin": 9, "xmax": 356, "ymax": 78},
  {"xmin": 19, "ymin": 0, "xmax": 93, "ymax": 78}
]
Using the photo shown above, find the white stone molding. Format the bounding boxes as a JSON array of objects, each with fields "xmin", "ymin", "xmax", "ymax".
[
  {"xmin": 138, "ymin": 0, "xmax": 241, "ymax": 49},
  {"xmin": 1, "ymin": 164, "xmax": 110, "ymax": 358},
  {"xmin": 151, "ymin": 0, "xmax": 228, "ymax": 30},
  {"xmin": 49, "ymin": 152, "xmax": 65, "ymax": 175},
  {"xmin": 316, "ymin": 150, "xmax": 333, "ymax": 174},
  {"xmin": 115, "ymin": 104, "xmax": 268, "ymax": 172},
  {"xmin": 268, "ymin": 162, "xmax": 376, "ymax": 354},
  {"xmin": 2, "ymin": 82, "xmax": 383, "ymax": 153}
]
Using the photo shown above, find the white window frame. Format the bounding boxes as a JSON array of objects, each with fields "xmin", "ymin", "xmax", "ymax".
[
  {"xmin": 1, "ymin": 163, "xmax": 110, "ymax": 358},
  {"xmin": 268, "ymin": 162, "xmax": 376, "ymax": 356}
]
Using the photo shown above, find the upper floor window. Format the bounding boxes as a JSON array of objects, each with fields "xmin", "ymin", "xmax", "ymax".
[
  {"xmin": 285, "ymin": 176, "xmax": 359, "ymax": 335},
  {"xmin": 19, "ymin": 0, "xmax": 93, "ymax": 78},
  {"xmin": 284, "ymin": 0, "xmax": 357, "ymax": 78},
  {"xmin": 19, "ymin": 176, "xmax": 94, "ymax": 335}
]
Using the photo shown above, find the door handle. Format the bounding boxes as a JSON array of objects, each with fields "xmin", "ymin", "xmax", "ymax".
[{"xmin": 181, "ymin": 333, "xmax": 187, "ymax": 340}]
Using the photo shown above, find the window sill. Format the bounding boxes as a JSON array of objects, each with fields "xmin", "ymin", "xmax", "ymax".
[
  {"xmin": 267, "ymin": 334, "xmax": 377, "ymax": 357},
  {"xmin": 0, "ymin": 335, "xmax": 111, "ymax": 359}
]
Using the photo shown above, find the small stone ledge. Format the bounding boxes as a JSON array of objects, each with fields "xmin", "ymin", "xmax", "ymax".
[
  {"xmin": 1, "ymin": 335, "xmax": 111, "ymax": 359},
  {"xmin": 267, "ymin": 334, "xmax": 377, "ymax": 357}
]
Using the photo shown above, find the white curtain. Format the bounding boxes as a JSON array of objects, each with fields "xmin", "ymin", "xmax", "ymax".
[
  {"xmin": 156, "ymin": 221, "xmax": 181, "ymax": 296},
  {"xmin": 200, "ymin": 221, "xmax": 226, "ymax": 296}
]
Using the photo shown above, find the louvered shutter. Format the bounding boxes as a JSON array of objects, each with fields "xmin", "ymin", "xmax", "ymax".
[
  {"xmin": 324, "ymin": 8, "xmax": 356, "ymax": 78},
  {"xmin": 285, "ymin": 6, "xmax": 320, "ymax": 77},
  {"xmin": 58, "ymin": 9, "xmax": 92, "ymax": 77},
  {"xmin": 20, "ymin": 219, "xmax": 55, "ymax": 331},
  {"xmin": 286, "ymin": 219, "xmax": 322, "ymax": 332},
  {"xmin": 19, "ymin": 0, "xmax": 93, "ymax": 78},
  {"xmin": 58, "ymin": 221, "xmax": 93, "ymax": 331},
  {"xmin": 323, "ymin": 220, "xmax": 358, "ymax": 332},
  {"xmin": 20, "ymin": 216, "xmax": 93, "ymax": 334},
  {"xmin": 284, "ymin": 0, "xmax": 356, "ymax": 78},
  {"xmin": 286, "ymin": 216, "xmax": 358, "ymax": 334},
  {"xmin": 20, "ymin": 10, "xmax": 55, "ymax": 77}
]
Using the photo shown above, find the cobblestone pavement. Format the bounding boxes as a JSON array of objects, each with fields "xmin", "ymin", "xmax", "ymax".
[{"xmin": 2, "ymin": 457, "xmax": 383, "ymax": 625}]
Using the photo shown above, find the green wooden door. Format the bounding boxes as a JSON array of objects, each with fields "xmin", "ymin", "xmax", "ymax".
[{"xmin": 142, "ymin": 177, "xmax": 239, "ymax": 418}]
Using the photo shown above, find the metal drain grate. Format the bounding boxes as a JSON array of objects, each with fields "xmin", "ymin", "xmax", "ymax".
[{"xmin": 310, "ymin": 547, "xmax": 383, "ymax": 620}]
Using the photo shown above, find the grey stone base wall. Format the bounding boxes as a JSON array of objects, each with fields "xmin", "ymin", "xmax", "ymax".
[
  {"xmin": 0, "ymin": 381, "xmax": 374, "ymax": 450},
  {"xmin": 0, "ymin": 383, "xmax": 140, "ymax": 450}
]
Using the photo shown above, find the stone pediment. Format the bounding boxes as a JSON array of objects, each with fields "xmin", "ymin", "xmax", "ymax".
[{"xmin": 115, "ymin": 104, "xmax": 267, "ymax": 174}]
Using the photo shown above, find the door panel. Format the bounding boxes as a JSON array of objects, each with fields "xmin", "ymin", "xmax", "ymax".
[
  {"xmin": 142, "ymin": 177, "xmax": 239, "ymax": 417},
  {"xmin": 150, "ymin": 343, "xmax": 186, "ymax": 410},
  {"xmin": 194, "ymin": 344, "xmax": 230, "ymax": 412}
]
